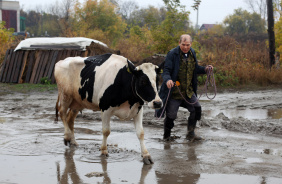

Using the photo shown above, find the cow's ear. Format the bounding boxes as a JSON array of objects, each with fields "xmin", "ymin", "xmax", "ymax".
[
  {"xmin": 127, "ymin": 59, "xmax": 137, "ymax": 74},
  {"xmin": 156, "ymin": 65, "xmax": 163, "ymax": 74}
]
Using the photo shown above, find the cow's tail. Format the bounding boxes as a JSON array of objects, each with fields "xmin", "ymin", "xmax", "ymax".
[{"xmin": 55, "ymin": 95, "xmax": 60, "ymax": 122}]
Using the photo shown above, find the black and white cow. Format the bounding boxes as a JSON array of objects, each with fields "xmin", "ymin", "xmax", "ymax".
[{"xmin": 54, "ymin": 53, "xmax": 162, "ymax": 164}]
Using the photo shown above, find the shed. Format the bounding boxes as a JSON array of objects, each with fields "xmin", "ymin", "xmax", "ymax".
[
  {"xmin": 0, "ymin": 37, "xmax": 119, "ymax": 84},
  {"xmin": 200, "ymin": 24, "xmax": 216, "ymax": 31}
]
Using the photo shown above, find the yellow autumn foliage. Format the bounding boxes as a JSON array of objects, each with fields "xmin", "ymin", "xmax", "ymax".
[{"xmin": 0, "ymin": 22, "xmax": 14, "ymax": 64}]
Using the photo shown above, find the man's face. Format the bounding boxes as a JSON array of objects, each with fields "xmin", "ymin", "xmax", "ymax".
[{"xmin": 179, "ymin": 38, "xmax": 192, "ymax": 53}]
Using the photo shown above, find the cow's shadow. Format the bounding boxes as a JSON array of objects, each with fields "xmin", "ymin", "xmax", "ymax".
[{"xmin": 56, "ymin": 147, "xmax": 152, "ymax": 184}]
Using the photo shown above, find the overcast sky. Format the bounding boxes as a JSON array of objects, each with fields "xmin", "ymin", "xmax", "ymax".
[{"xmin": 15, "ymin": 0, "xmax": 248, "ymax": 26}]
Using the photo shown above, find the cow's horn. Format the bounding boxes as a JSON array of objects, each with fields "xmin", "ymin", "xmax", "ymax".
[{"xmin": 127, "ymin": 59, "xmax": 137, "ymax": 73}]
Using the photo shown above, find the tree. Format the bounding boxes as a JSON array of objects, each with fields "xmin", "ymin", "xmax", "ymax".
[
  {"xmin": 72, "ymin": 0, "xmax": 127, "ymax": 44},
  {"xmin": 267, "ymin": 0, "xmax": 275, "ymax": 68},
  {"xmin": 126, "ymin": 6, "xmax": 166, "ymax": 29},
  {"xmin": 151, "ymin": 0, "xmax": 190, "ymax": 53},
  {"xmin": 223, "ymin": 8, "xmax": 266, "ymax": 35},
  {"xmin": 275, "ymin": 1, "xmax": 282, "ymax": 55},
  {"xmin": 244, "ymin": 0, "xmax": 267, "ymax": 20},
  {"xmin": 117, "ymin": 0, "xmax": 139, "ymax": 20},
  {"xmin": 0, "ymin": 21, "xmax": 14, "ymax": 62},
  {"xmin": 191, "ymin": 0, "xmax": 201, "ymax": 10},
  {"xmin": 248, "ymin": 12, "xmax": 266, "ymax": 33},
  {"xmin": 116, "ymin": 25, "xmax": 155, "ymax": 61},
  {"xmin": 275, "ymin": 16, "xmax": 282, "ymax": 53},
  {"xmin": 48, "ymin": 0, "xmax": 76, "ymax": 36}
]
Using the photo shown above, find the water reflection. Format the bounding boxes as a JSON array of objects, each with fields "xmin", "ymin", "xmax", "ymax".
[
  {"xmin": 268, "ymin": 109, "xmax": 282, "ymax": 119},
  {"xmin": 140, "ymin": 165, "xmax": 153, "ymax": 184},
  {"xmin": 56, "ymin": 148, "xmax": 153, "ymax": 184},
  {"xmin": 155, "ymin": 143, "xmax": 200, "ymax": 184},
  {"xmin": 197, "ymin": 174, "xmax": 277, "ymax": 184},
  {"xmin": 56, "ymin": 148, "xmax": 83, "ymax": 184},
  {"xmin": 205, "ymin": 108, "xmax": 282, "ymax": 120},
  {"xmin": 100, "ymin": 157, "xmax": 111, "ymax": 184},
  {"xmin": 55, "ymin": 144, "xmax": 282, "ymax": 184}
]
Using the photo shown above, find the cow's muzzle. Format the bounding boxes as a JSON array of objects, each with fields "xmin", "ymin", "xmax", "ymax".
[{"xmin": 153, "ymin": 101, "xmax": 162, "ymax": 109}]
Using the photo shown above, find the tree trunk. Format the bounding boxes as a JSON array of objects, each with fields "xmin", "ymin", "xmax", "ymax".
[{"xmin": 267, "ymin": 0, "xmax": 276, "ymax": 68}]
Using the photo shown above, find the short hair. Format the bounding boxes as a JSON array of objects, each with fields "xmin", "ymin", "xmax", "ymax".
[{"xmin": 179, "ymin": 34, "xmax": 192, "ymax": 43}]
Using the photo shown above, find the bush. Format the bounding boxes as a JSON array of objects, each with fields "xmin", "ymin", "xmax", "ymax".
[
  {"xmin": 0, "ymin": 21, "xmax": 15, "ymax": 65},
  {"xmin": 195, "ymin": 34, "xmax": 282, "ymax": 87},
  {"xmin": 40, "ymin": 77, "xmax": 51, "ymax": 85}
]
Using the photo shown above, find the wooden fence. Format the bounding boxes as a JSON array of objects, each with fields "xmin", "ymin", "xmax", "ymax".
[{"xmin": 0, "ymin": 42, "xmax": 119, "ymax": 84}]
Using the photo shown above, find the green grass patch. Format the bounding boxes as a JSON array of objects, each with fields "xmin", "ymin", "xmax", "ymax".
[{"xmin": 0, "ymin": 83, "xmax": 57, "ymax": 93}]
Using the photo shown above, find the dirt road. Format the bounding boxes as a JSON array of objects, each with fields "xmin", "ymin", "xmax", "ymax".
[{"xmin": 0, "ymin": 84, "xmax": 282, "ymax": 184}]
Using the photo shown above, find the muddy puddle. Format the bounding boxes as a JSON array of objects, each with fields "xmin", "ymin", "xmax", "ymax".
[
  {"xmin": 204, "ymin": 108, "xmax": 282, "ymax": 120},
  {"xmin": 1, "ymin": 87, "xmax": 282, "ymax": 184}
]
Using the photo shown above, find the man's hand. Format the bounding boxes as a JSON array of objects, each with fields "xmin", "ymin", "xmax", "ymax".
[
  {"xmin": 166, "ymin": 80, "xmax": 174, "ymax": 89},
  {"xmin": 205, "ymin": 65, "xmax": 213, "ymax": 72}
]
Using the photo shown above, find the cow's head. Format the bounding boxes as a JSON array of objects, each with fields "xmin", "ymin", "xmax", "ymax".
[{"xmin": 127, "ymin": 60, "xmax": 163, "ymax": 109}]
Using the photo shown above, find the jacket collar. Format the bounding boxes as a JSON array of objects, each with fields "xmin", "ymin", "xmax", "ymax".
[{"xmin": 173, "ymin": 46, "xmax": 195, "ymax": 56}]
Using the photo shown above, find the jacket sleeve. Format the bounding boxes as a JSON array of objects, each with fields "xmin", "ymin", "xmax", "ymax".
[
  {"xmin": 196, "ymin": 64, "xmax": 206, "ymax": 74},
  {"xmin": 193, "ymin": 51, "xmax": 206, "ymax": 74},
  {"xmin": 162, "ymin": 51, "xmax": 174, "ymax": 84}
]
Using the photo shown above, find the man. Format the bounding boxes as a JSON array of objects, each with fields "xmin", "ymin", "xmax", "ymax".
[{"xmin": 159, "ymin": 34, "xmax": 213, "ymax": 141}]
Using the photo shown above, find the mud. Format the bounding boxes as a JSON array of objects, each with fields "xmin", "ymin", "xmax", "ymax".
[{"xmin": 0, "ymin": 85, "xmax": 282, "ymax": 184}]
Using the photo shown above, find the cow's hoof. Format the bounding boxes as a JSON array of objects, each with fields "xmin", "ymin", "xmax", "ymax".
[
  {"xmin": 64, "ymin": 139, "xmax": 70, "ymax": 146},
  {"xmin": 143, "ymin": 156, "xmax": 154, "ymax": 165},
  {"xmin": 64, "ymin": 139, "xmax": 78, "ymax": 147},
  {"xmin": 100, "ymin": 153, "xmax": 109, "ymax": 157}
]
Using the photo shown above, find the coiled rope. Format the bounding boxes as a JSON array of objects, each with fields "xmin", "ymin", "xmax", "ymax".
[{"xmin": 156, "ymin": 67, "xmax": 216, "ymax": 120}]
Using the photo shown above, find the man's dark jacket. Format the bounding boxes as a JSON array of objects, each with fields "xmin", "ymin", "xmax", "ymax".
[{"xmin": 159, "ymin": 46, "xmax": 206, "ymax": 104}]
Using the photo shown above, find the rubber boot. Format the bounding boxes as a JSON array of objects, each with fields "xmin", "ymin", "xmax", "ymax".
[
  {"xmin": 163, "ymin": 117, "xmax": 173, "ymax": 141},
  {"xmin": 186, "ymin": 117, "xmax": 202, "ymax": 141},
  {"xmin": 163, "ymin": 127, "xmax": 171, "ymax": 141}
]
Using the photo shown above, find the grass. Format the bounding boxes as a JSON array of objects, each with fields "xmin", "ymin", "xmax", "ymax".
[{"xmin": 0, "ymin": 83, "xmax": 58, "ymax": 94}]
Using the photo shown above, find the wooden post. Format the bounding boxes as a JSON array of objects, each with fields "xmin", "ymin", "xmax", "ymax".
[
  {"xmin": 18, "ymin": 51, "xmax": 30, "ymax": 83},
  {"xmin": 12, "ymin": 50, "xmax": 24, "ymax": 83},
  {"xmin": 267, "ymin": 0, "xmax": 276, "ymax": 68},
  {"xmin": 36, "ymin": 50, "xmax": 50, "ymax": 83},
  {"xmin": 47, "ymin": 50, "xmax": 59, "ymax": 79},
  {"xmin": 0, "ymin": 49, "xmax": 11, "ymax": 82},
  {"xmin": 30, "ymin": 51, "xmax": 43, "ymax": 83},
  {"xmin": 6, "ymin": 51, "xmax": 17, "ymax": 83},
  {"xmin": 25, "ymin": 51, "xmax": 36, "ymax": 83}
]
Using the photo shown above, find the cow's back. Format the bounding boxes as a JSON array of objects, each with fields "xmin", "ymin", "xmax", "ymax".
[{"xmin": 55, "ymin": 54, "xmax": 129, "ymax": 110}]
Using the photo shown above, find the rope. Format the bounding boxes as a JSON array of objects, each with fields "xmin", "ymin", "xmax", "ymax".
[
  {"xmin": 155, "ymin": 67, "xmax": 216, "ymax": 119},
  {"xmin": 156, "ymin": 88, "xmax": 171, "ymax": 120}
]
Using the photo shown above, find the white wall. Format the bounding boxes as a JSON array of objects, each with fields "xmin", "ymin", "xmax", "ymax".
[{"xmin": 0, "ymin": 1, "xmax": 20, "ymax": 32}]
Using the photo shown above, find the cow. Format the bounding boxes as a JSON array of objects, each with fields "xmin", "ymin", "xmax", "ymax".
[{"xmin": 54, "ymin": 53, "xmax": 162, "ymax": 165}]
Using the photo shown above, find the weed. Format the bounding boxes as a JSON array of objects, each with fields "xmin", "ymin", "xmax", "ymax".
[{"xmin": 40, "ymin": 77, "xmax": 51, "ymax": 85}]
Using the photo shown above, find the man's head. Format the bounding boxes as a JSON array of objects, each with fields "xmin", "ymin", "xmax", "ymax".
[{"xmin": 179, "ymin": 34, "xmax": 192, "ymax": 54}]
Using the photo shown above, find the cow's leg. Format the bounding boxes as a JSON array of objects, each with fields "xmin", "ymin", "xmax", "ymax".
[
  {"xmin": 100, "ymin": 110, "xmax": 111, "ymax": 157},
  {"xmin": 55, "ymin": 95, "xmax": 60, "ymax": 122},
  {"xmin": 66, "ymin": 109, "xmax": 79, "ymax": 146},
  {"xmin": 58, "ymin": 94, "xmax": 73, "ymax": 146},
  {"xmin": 133, "ymin": 107, "xmax": 153, "ymax": 165}
]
